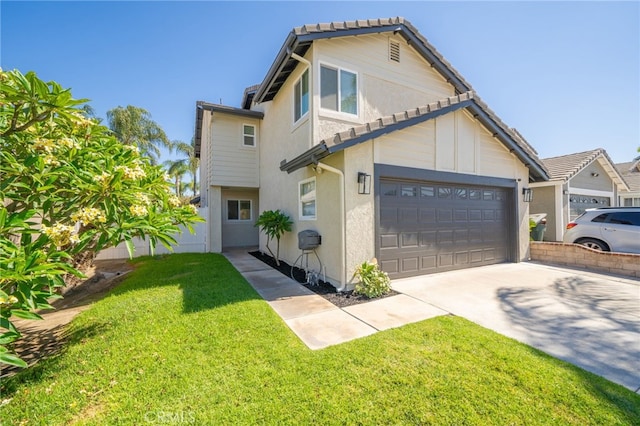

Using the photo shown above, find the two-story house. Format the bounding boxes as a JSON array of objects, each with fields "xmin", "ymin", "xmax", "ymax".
[{"xmin": 195, "ymin": 17, "xmax": 549, "ymax": 289}]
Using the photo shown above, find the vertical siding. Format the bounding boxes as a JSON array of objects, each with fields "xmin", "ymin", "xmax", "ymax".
[
  {"xmin": 373, "ymin": 120, "xmax": 436, "ymax": 170},
  {"xmin": 435, "ymin": 114, "xmax": 456, "ymax": 171},
  {"xmin": 210, "ymin": 113, "xmax": 260, "ymax": 187},
  {"xmin": 477, "ymin": 126, "xmax": 517, "ymax": 179}
]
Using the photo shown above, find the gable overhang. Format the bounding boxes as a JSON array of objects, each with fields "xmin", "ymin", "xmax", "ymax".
[
  {"xmin": 588, "ymin": 155, "xmax": 630, "ymax": 191},
  {"xmin": 194, "ymin": 101, "xmax": 264, "ymax": 158},
  {"xmin": 280, "ymin": 98, "xmax": 549, "ymax": 183},
  {"xmin": 254, "ymin": 19, "xmax": 472, "ymax": 104}
]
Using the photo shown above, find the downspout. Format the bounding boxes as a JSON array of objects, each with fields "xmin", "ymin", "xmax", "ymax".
[{"xmin": 314, "ymin": 161, "xmax": 347, "ymax": 291}]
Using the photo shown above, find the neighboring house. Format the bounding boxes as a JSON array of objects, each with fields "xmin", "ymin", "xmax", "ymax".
[
  {"xmin": 195, "ymin": 17, "xmax": 550, "ymax": 287},
  {"xmin": 530, "ymin": 149, "xmax": 629, "ymax": 242},
  {"xmin": 616, "ymin": 158, "xmax": 640, "ymax": 207}
]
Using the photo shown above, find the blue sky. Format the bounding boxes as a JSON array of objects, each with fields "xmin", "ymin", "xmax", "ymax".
[{"xmin": 2, "ymin": 1, "xmax": 638, "ymax": 164}]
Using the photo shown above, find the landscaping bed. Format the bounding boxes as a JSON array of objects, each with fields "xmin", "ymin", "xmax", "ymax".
[{"xmin": 249, "ymin": 251, "xmax": 398, "ymax": 308}]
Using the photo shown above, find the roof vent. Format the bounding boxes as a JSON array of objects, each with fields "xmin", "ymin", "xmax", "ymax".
[{"xmin": 389, "ymin": 39, "xmax": 400, "ymax": 63}]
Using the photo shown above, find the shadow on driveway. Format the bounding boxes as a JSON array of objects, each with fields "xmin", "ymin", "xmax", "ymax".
[{"xmin": 497, "ymin": 275, "xmax": 640, "ymax": 392}]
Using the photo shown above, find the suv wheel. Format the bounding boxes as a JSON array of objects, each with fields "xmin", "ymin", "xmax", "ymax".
[{"xmin": 576, "ymin": 238, "xmax": 610, "ymax": 252}]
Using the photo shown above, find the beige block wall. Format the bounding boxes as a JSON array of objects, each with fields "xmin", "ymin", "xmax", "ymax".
[{"xmin": 530, "ymin": 242, "xmax": 640, "ymax": 278}]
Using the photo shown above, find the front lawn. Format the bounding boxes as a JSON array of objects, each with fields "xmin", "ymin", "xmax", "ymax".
[{"xmin": 1, "ymin": 253, "xmax": 638, "ymax": 425}]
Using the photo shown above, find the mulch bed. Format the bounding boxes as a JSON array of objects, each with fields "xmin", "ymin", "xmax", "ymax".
[{"xmin": 249, "ymin": 251, "xmax": 398, "ymax": 308}]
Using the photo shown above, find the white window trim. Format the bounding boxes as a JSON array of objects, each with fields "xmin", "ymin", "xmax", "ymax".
[
  {"xmin": 298, "ymin": 177, "xmax": 316, "ymax": 221},
  {"xmin": 226, "ymin": 199, "xmax": 252, "ymax": 222},
  {"xmin": 242, "ymin": 124, "xmax": 256, "ymax": 148},
  {"xmin": 293, "ymin": 68, "xmax": 310, "ymax": 124},
  {"xmin": 318, "ymin": 62, "xmax": 359, "ymax": 119}
]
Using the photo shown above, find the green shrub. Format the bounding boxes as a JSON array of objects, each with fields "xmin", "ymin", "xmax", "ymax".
[
  {"xmin": 353, "ymin": 260, "xmax": 391, "ymax": 298},
  {"xmin": 255, "ymin": 209, "xmax": 292, "ymax": 266},
  {"xmin": 0, "ymin": 69, "xmax": 203, "ymax": 367}
]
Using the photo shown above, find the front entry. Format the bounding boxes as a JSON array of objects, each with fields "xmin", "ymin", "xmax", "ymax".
[{"xmin": 221, "ymin": 188, "xmax": 259, "ymax": 249}]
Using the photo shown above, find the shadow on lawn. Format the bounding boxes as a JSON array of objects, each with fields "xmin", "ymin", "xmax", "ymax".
[
  {"xmin": 498, "ymin": 275, "xmax": 640, "ymax": 396},
  {"xmin": 107, "ymin": 253, "xmax": 262, "ymax": 313}
]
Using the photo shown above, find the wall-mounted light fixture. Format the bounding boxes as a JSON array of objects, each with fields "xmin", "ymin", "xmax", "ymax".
[
  {"xmin": 357, "ymin": 172, "xmax": 371, "ymax": 195},
  {"xmin": 591, "ymin": 172, "xmax": 599, "ymax": 177},
  {"xmin": 522, "ymin": 187, "xmax": 533, "ymax": 202}
]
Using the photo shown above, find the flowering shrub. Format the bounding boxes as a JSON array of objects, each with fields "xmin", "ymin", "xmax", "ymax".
[
  {"xmin": 0, "ymin": 69, "xmax": 203, "ymax": 367},
  {"xmin": 352, "ymin": 259, "xmax": 391, "ymax": 298}
]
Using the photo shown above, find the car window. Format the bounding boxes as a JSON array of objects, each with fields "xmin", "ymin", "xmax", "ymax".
[
  {"xmin": 607, "ymin": 212, "xmax": 640, "ymax": 226},
  {"xmin": 591, "ymin": 213, "xmax": 609, "ymax": 223}
]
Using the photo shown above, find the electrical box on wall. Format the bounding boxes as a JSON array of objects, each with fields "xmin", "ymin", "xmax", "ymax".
[{"xmin": 298, "ymin": 230, "xmax": 321, "ymax": 250}]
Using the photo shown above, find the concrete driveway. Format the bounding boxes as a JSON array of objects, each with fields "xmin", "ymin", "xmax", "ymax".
[{"xmin": 392, "ymin": 262, "xmax": 640, "ymax": 392}]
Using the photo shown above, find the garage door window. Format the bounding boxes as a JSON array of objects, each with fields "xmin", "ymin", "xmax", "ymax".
[
  {"xmin": 421, "ymin": 186, "xmax": 435, "ymax": 197},
  {"xmin": 227, "ymin": 200, "xmax": 252, "ymax": 221}
]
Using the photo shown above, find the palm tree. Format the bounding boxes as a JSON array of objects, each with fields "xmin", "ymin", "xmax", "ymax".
[
  {"xmin": 106, "ymin": 105, "xmax": 171, "ymax": 165},
  {"xmin": 163, "ymin": 159, "xmax": 190, "ymax": 197},
  {"xmin": 172, "ymin": 138, "xmax": 200, "ymax": 196}
]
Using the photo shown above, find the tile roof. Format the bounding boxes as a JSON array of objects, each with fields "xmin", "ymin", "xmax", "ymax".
[
  {"xmin": 254, "ymin": 17, "xmax": 473, "ymax": 104},
  {"xmin": 281, "ymin": 91, "xmax": 549, "ymax": 181},
  {"xmin": 542, "ymin": 149, "xmax": 607, "ymax": 181},
  {"xmin": 616, "ymin": 159, "xmax": 640, "ymax": 192},
  {"xmin": 541, "ymin": 148, "xmax": 629, "ymax": 190}
]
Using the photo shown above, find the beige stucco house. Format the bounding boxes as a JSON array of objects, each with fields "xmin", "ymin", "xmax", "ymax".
[
  {"xmin": 195, "ymin": 17, "xmax": 550, "ymax": 288},
  {"xmin": 616, "ymin": 157, "xmax": 640, "ymax": 207},
  {"xmin": 529, "ymin": 149, "xmax": 629, "ymax": 242}
]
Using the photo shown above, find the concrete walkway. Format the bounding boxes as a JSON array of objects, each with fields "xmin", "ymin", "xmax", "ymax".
[
  {"xmin": 224, "ymin": 251, "xmax": 640, "ymax": 392},
  {"xmin": 223, "ymin": 251, "xmax": 447, "ymax": 350}
]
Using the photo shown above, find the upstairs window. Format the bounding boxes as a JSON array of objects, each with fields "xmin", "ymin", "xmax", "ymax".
[
  {"xmin": 294, "ymin": 69, "xmax": 309, "ymax": 122},
  {"xmin": 243, "ymin": 124, "xmax": 255, "ymax": 147},
  {"xmin": 320, "ymin": 65, "xmax": 357, "ymax": 115}
]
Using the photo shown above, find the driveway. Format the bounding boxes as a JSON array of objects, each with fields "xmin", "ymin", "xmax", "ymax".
[{"xmin": 392, "ymin": 262, "xmax": 640, "ymax": 392}]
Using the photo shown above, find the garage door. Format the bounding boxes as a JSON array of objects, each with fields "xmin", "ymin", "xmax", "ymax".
[{"xmin": 378, "ymin": 179, "xmax": 511, "ymax": 279}]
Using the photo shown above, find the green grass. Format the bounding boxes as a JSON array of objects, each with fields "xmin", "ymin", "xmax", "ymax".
[{"xmin": 1, "ymin": 253, "xmax": 638, "ymax": 425}]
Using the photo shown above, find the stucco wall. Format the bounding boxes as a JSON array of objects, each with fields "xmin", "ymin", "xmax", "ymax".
[
  {"xmin": 571, "ymin": 159, "xmax": 614, "ymax": 192},
  {"xmin": 530, "ymin": 185, "xmax": 558, "ymax": 241},
  {"xmin": 314, "ymin": 33, "xmax": 454, "ymax": 142}
]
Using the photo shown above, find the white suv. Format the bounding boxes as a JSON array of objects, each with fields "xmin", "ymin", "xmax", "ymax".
[{"xmin": 563, "ymin": 207, "xmax": 640, "ymax": 254}]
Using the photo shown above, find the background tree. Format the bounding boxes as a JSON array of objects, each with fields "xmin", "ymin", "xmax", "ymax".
[
  {"xmin": 0, "ymin": 69, "xmax": 203, "ymax": 367},
  {"xmin": 163, "ymin": 158, "xmax": 189, "ymax": 198},
  {"xmin": 106, "ymin": 105, "xmax": 171, "ymax": 165},
  {"xmin": 172, "ymin": 139, "xmax": 199, "ymax": 196}
]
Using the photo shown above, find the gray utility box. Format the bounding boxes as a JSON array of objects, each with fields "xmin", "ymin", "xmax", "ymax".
[{"xmin": 298, "ymin": 230, "xmax": 321, "ymax": 250}]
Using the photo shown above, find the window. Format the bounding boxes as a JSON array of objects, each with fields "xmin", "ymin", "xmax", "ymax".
[
  {"xmin": 320, "ymin": 65, "xmax": 357, "ymax": 115},
  {"xmin": 242, "ymin": 125, "xmax": 255, "ymax": 147},
  {"xmin": 299, "ymin": 177, "xmax": 316, "ymax": 220},
  {"xmin": 608, "ymin": 212, "xmax": 640, "ymax": 226},
  {"xmin": 623, "ymin": 197, "xmax": 640, "ymax": 207},
  {"xmin": 227, "ymin": 200, "xmax": 252, "ymax": 221},
  {"xmin": 294, "ymin": 69, "xmax": 309, "ymax": 122}
]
